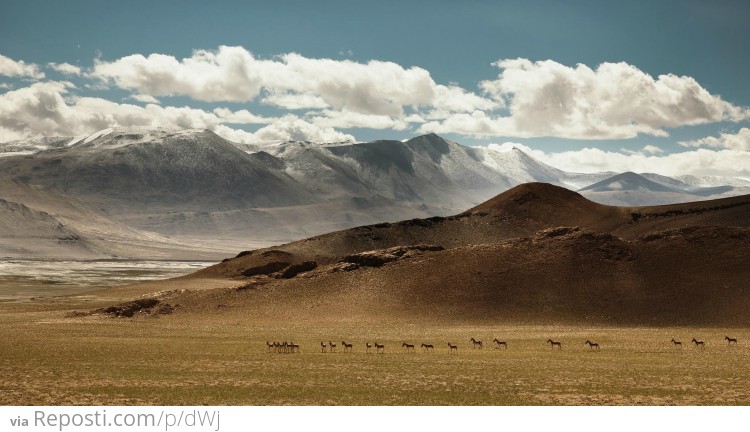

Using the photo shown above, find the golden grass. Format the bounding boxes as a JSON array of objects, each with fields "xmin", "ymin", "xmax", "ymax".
[{"xmin": 1, "ymin": 298, "xmax": 748, "ymax": 405}]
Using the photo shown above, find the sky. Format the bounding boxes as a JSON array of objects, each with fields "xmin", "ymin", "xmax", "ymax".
[{"xmin": 1, "ymin": 0, "xmax": 749, "ymax": 177}]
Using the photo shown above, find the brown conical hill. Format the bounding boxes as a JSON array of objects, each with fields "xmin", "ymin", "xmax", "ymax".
[{"xmin": 467, "ymin": 182, "xmax": 630, "ymax": 233}]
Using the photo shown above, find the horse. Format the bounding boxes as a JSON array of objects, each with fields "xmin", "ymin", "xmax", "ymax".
[
  {"xmin": 266, "ymin": 341, "xmax": 274, "ymax": 352},
  {"xmin": 365, "ymin": 342, "xmax": 373, "ymax": 353},
  {"xmin": 448, "ymin": 343, "xmax": 458, "ymax": 353},
  {"xmin": 585, "ymin": 340, "xmax": 600, "ymax": 350},
  {"xmin": 493, "ymin": 339, "xmax": 508, "ymax": 349},
  {"xmin": 375, "ymin": 342, "xmax": 385, "ymax": 354},
  {"xmin": 547, "ymin": 339, "xmax": 562, "ymax": 350},
  {"xmin": 328, "ymin": 341, "xmax": 337, "ymax": 353},
  {"xmin": 320, "ymin": 342, "xmax": 327, "ymax": 353},
  {"xmin": 692, "ymin": 338, "xmax": 705, "ymax": 349},
  {"xmin": 470, "ymin": 338, "xmax": 483, "ymax": 349},
  {"xmin": 725, "ymin": 336, "xmax": 738, "ymax": 345},
  {"xmin": 402, "ymin": 342, "xmax": 415, "ymax": 352},
  {"xmin": 289, "ymin": 343, "xmax": 300, "ymax": 353},
  {"xmin": 342, "ymin": 341, "xmax": 353, "ymax": 352},
  {"xmin": 670, "ymin": 339, "xmax": 682, "ymax": 347},
  {"xmin": 421, "ymin": 343, "xmax": 434, "ymax": 352}
]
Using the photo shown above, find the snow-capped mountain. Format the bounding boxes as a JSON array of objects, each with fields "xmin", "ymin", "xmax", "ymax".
[
  {"xmin": 258, "ymin": 133, "xmax": 615, "ymax": 210},
  {"xmin": 0, "ymin": 127, "xmax": 316, "ymax": 211},
  {"xmin": 579, "ymin": 172, "xmax": 747, "ymax": 206},
  {"xmin": 581, "ymin": 172, "xmax": 681, "ymax": 193}
]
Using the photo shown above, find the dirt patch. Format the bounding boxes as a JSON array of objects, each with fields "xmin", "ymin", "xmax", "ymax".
[
  {"xmin": 91, "ymin": 298, "xmax": 178, "ymax": 318},
  {"xmin": 277, "ymin": 261, "xmax": 317, "ymax": 279},
  {"xmin": 241, "ymin": 261, "xmax": 290, "ymax": 277},
  {"xmin": 330, "ymin": 262, "xmax": 360, "ymax": 272},
  {"xmin": 536, "ymin": 226, "xmax": 583, "ymax": 238},
  {"xmin": 340, "ymin": 244, "xmax": 444, "ymax": 267}
]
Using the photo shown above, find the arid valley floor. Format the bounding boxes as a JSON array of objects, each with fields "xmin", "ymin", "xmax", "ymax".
[{"xmin": 1, "ymin": 292, "xmax": 749, "ymax": 405}]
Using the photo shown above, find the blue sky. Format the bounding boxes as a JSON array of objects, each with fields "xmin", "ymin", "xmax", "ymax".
[{"xmin": 1, "ymin": 0, "xmax": 749, "ymax": 176}]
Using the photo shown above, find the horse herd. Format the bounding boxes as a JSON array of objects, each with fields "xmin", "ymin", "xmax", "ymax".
[
  {"xmin": 266, "ymin": 341, "xmax": 300, "ymax": 353},
  {"xmin": 266, "ymin": 336, "xmax": 740, "ymax": 354},
  {"xmin": 670, "ymin": 336, "xmax": 738, "ymax": 349}
]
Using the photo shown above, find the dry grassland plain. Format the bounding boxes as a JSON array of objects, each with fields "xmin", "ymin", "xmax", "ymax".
[{"xmin": 1, "ymin": 287, "xmax": 748, "ymax": 406}]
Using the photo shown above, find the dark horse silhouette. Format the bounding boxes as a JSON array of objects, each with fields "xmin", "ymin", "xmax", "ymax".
[
  {"xmin": 585, "ymin": 340, "xmax": 600, "ymax": 350},
  {"xmin": 493, "ymin": 339, "xmax": 508, "ymax": 349}
]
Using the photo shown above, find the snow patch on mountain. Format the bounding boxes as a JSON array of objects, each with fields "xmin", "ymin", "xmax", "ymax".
[
  {"xmin": 82, "ymin": 127, "xmax": 115, "ymax": 144},
  {"xmin": 70, "ymin": 126, "xmax": 192, "ymax": 150},
  {"xmin": 675, "ymin": 175, "xmax": 750, "ymax": 188},
  {"xmin": 0, "ymin": 136, "xmax": 74, "ymax": 156}
]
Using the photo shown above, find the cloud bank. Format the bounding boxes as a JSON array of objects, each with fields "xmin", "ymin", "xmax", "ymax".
[
  {"xmin": 0, "ymin": 81, "xmax": 352, "ymax": 143},
  {"xmin": 1, "ymin": 46, "xmax": 749, "ymax": 177},
  {"xmin": 422, "ymin": 59, "xmax": 748, "ymax": 139},
  {"xmin": 679, "ymin": 127, "xmax": 750, "ymax": 151},
  {"xmin": 3, "ymin": 47, "xmax": 749, "ymax": 143},
  {"xmin": 91, "ymin": 49, "xmax": 748, "ymax": 140},
  {"xmin": 90, "ymin": 46, "xmax": 497, "ymax": 118}
]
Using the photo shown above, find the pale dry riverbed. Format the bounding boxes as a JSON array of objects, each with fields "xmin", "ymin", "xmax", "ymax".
[{"xmin": 0, "ymin": 260, "xmax": 214, "ymax": 299}]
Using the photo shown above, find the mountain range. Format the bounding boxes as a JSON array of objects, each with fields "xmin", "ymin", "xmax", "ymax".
[{"xmin": 1, "ymin": 127, "xmax": 748, "ymax": 259}]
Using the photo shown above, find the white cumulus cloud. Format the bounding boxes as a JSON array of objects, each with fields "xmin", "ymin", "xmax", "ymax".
[
  {"xmin": 48, "ymin": 62, "xmax": 82, "ymax": 76},
  {"xmin": 309, "ymin": 110, "xmax": 409, "ymax": 131},
  {"xmin": 212, "ymin": 107, "xmax": 274, "ymax": 125},
  {"xmin": 241, "ymin": 115, "xmax": 355, "ymax": 143},
  {"xmin": 128, "ymin": 94, "xmax": 161, "ymax": 104},
  {"xmin": 641, "ymin": 145, "xmax": 664, "ymax": 155},
  {"xmin": 91, "ymin": 47, "xmax": 263, "ymax": 103},
  {"xmin": 679, "ymin": 128, "xmax": 750, "ymax": 151},
  {"xmin": 424, "ymin": 59, "xmax": 749, "ymax": 139},
  {"xmin": 90, "ymin": 46, "xmax": 496, "ymax": 119},
  {"xmin": 0, "ymin": 54, "xmax": 45, "ymax": 79}
]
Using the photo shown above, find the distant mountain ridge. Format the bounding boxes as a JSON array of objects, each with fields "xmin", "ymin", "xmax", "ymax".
[
  {"xmin": 1, "ymin": 128, "xmax": 748, "ymax": 258},
  {"xmin": 579, "ymin": 171, "xmax": 744, "ymax": 206},
  {"xmin": 581, "ymin": 172, "xmax": 676, "ymax": 192}
]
